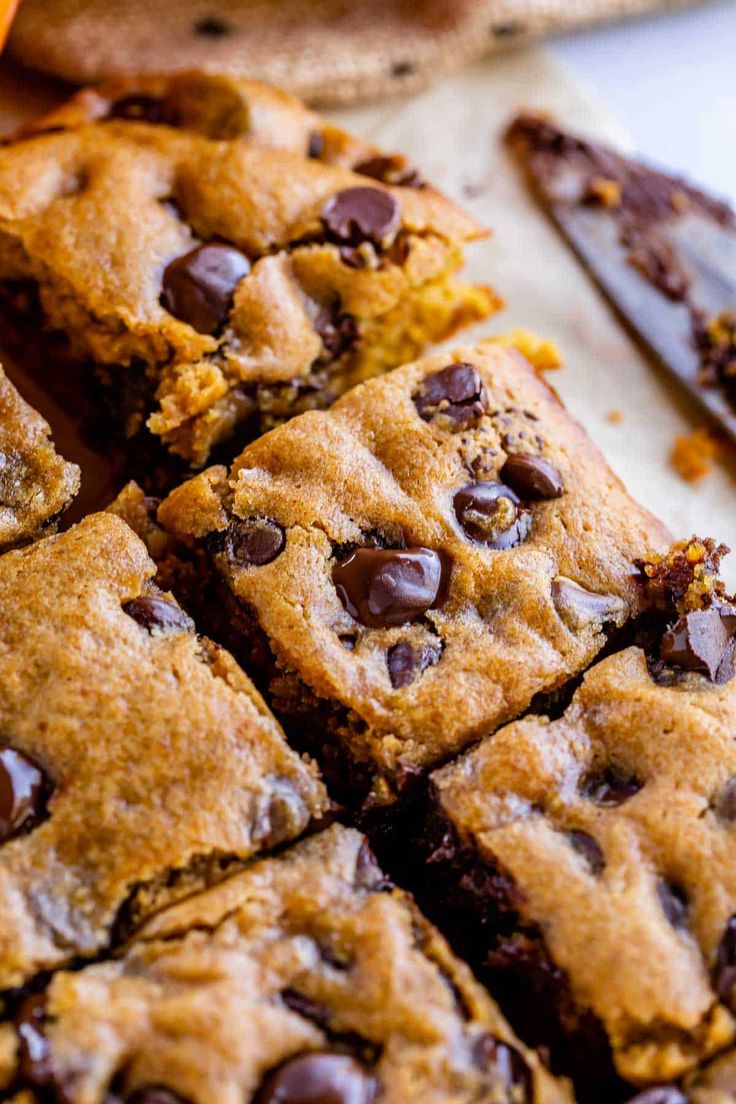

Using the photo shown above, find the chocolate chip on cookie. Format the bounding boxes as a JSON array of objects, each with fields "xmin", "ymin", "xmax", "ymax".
[
  {"xmin": 0, "ymin": 748, "xmax": 49, "ymax": 844},
  {"xmin": 123, "ymin": 595, "xmax": 194, "ymax": 635},
  {"xmin": 414, "ymin": 363, "xmax": 490, "ymax": 428},
  {"xmin": 333, "ymin": 547, "xmax": 445, "ymax": 628},
  {"xmin": 321, "ymin": 187, "xmax": 401, "ymax": 248},
  {"xmin": 160, "ymin": 243, "xmax": 251, "ymax": 334},
  {"xmin": 453, "ymin": 481, "xmax": 531, "ymax": 550},
  {"xmin": 500, "ymin": 453, "xmax": 564, "ymax": 500},
  {"xmin": 256, "ymin": 1052, "xmax": 377, "ymax": 1104}
]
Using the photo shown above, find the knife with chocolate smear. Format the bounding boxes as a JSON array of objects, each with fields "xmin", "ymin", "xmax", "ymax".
[{"xmin": 506, "ymin": 114, "xmax": 736, "ymax": 443}]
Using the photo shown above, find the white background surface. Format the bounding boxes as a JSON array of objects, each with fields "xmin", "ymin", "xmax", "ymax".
[{"xmin": 551, "ymin": 0, "xmax": 736, "ymax": 201}]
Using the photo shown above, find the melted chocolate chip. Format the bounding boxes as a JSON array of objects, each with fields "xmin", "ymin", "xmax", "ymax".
[
  {"xmin": 0, "ymin": 747, "xmax": 48, "ymax": 843},
  {"xmin": 321, "ymin": 187, "xmax": 401, "ymax": 248},
  {"xmin": 281, "ymin": 989, "xmax": 331, "ymax": 1027},
  {"xmin": 414, "ymin": 363, "xmax": 490, "ymax": 429},
  {"xmin": 314, "ymin": 307, "xmax": 359, "ymax": 362},
  {"xmin": 256, "ymin": 1052, "xmax": 377, "ymax": 1104},
  {"xmin": 354, "ymin": 155, "xmax": 423, "ymax": 189},
  {"xmin": 473, "ymin": 1034, "xmax": 532, "ymax": 1099},
  {"xmin": 500, "ymin": 453, "xmax": 564, "ymax": 500},
  {"xmin": 160, "ymin": 243, "xmax": 251, "ymax": 334},
  {"xmin": 109, "ymin": 95, "xmax": 168, "ymax": 124},
  {"xmin": 551, "ymin": 578, "xmax": 624, "ymax": 629},
  {"xmin": 567, "ymin": 830, "xmax": 605, "ymax": 875},
  {"xmin": 308, "ymin": 132, "xmax": 325, "ymax": 159},
  {"xmin": 127, "ymin": 1091, "xmax": 190, "ymax": 1104},
  {"xmin": 625, "ymin": 1090, "xmax": 688, "ymax": 1104},
  {"xmin": 355, "ymin": 839, "xmax": 392, "ymax": 891},
  {"xmin": 386, "ymin": 638, "xmax": 440, "ymax": 689},
  {"xmin": 17, "ymin": 994, "xmax": 52, "ymax": 1085},
  {"xmin": 658, "ymin": 883, "xmax": 688, "ymax": 929},
  {"xmin": 714, "ymin": 915, "xmax": 736, "ymax": 1008},
  {"xmin": 582, "ymin": 768, "xmax": 642, "ymax": 807},
  {"xmin": 715, "ymin": 776, "xmax": 736, "ymax": 821},
  {"xmin": 123, "ymin": 595, "xmax": 193, "ymax": 635},
  {"xmin": 193, "ymin": 15, "xmax": 233, "ymax": 36},
  {"xmin": 217, "ymin": 517, "xmax": 286, "ymax": 567},
  {"xmin": 453, "ymin": 482, "xmax": 531, "ymax": 550},
  {"xmin": 333, "ymin": 547, "xmax": 445, "ymax": 629},
  {"xmin": 660, "ymin": 607, "xmax": 736, "ymax": 682}
]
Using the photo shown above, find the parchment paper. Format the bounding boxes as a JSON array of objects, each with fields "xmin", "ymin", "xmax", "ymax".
[{"xmin": 1, "ymin": 49, "xmax": 734, "ymax": 582}]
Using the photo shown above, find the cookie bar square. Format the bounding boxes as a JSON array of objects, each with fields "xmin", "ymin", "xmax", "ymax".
[
  {"xmin": 0, "ymin": 512, "xmax": 327, "ymax": 991},
  {"xmin": 1, "ymin": 824, "xmax": 571, "ymax": 1104},
  {"xmin": 158, "ymin": 339, "xmax": 670, "ymax": 803},
  {"xmin": 0, "ymin": 73, "xmax": 497, "ymax": 465},
  {"xmin": 0, "ymin": 366, "xmax": 79, "ymax": 550},
  {"xmin": 419, "ymin": 546, "xmax": 736, "ymax": 1094}
]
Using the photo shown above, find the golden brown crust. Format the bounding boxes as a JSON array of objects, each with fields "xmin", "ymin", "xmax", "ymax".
[
  {"xmin": 0, "ymin": 72, "xmax": 495, "ymax": 464},
  {"xmin": 432, "ymin": 645, "xmax": 736, "ymax": 1085},
  {"xmin": 158, "ymin": 339, "xmax": 670, "ymax": 796},
  {"xmin": 0, "ymin": 512, "xmax": 327, "ymax": 990},
  {"xmin": 0, "ymin": 367, "xmax": 79, "ymax": 550},
  {"xmin": 3, "ymin": 825, "xmax": 572, "ymax": 1104}
]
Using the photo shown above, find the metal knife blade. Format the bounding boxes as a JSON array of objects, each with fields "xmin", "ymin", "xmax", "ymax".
[{"xmin": 506, "ymin": 115, "xmax": 736, "ymax": 442}]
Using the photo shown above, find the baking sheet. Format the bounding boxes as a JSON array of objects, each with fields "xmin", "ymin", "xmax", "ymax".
[{"xmin": 1, "ymin": 49, "xmax": 734, "ymax": 583}]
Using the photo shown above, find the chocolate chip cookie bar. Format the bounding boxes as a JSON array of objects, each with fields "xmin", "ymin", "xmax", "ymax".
[
  {"xmin": 1, "ymin": 824, "xmax": 572, "ymax": 1104},
  {"xmin": 416, "ymin": 542, "xmax": 736, "ymax": 1097},
  {"xmin": 0, "ymin": 367, "xmax": 78, "ymax": 550},
  {"xmin": 158, "ymin": 339, "xmax": 670, "ymax": 804},
  {"xmin": 0, "ymin": 511, "xmax": 327, "ymax": 991},
  {"xmin": 0, "ymin": 73, "xmax": 497, "ymax": 466}
]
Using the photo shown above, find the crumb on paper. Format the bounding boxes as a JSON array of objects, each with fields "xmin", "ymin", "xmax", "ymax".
[
  {"xmin": 586, "ymin": 176, "xmax": 622, "ymax": 208},
  {"xmin": 492, "ymin": 329, "xmax": 562, "ymax": 373},
  {"xmin": 606, "ymin": 409, "xmax": 625, "ymax": 424},
  {"xmin": 670, "ymin": 426, "xmax": 721, "ymax": 483}
]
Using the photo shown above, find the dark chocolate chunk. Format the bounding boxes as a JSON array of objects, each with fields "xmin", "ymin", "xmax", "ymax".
[
  {"xmin": 218, "ymin": 517, "xmax": 286, "ymax": 567},
  {"xmin": 582, "ymin": 768, "xmax": 642, "ymax": 807},
  {"xmin": 660, "ymin": 607, "xmax": 736, "ymax": 682},
  {"xmin": 253, "ymin": 782, "xmax": 306, "ymax": 849},
  {"xmin": 314, "ymin": 307, "xmax": 359, "ymax": 362},
  {"xmin": 453, "ymin": 482, "xmax": 531, "ymax": 550},
  {"xmin": 256, "ymin": 1052, "xmax": 377, "ymax": 1104},
  {"xmin": 0, "ymin": 747, "xmax": 48, "ymax": 843},
  {"xmin": 551, "ymin": 578, "xmax": 624, "ymax": 628},
  {"xmin": 109, "ymin": 95, "xmax": 168, "ymax": 124},
  {"xmin": 715, "ymin": 776, "xmax": 736, "ymax": 821},
  {"xmin": 386, "ymin": 638, "xmax": 440, "ymax": 689},
  {"xmin": 624, "ymin": 1090, "xmax": 688, "ymax": 1104},
  {"xmin": 658, "ymin": 883, "xmax": 688, "ymax": 929},
  {"xmin": 355, "ymin": 839, "xmax": 392, "ymax": 891},
  {"xmin": 500, "ymin": 453, "xmax": 564, "ymax": 500},
  {"xmin": 473, "ymin": 1034, "xmax": 532, "ymax": 1099},
  {"xmin": 128, "ymin": 1091, "xmax": 190, "ymax": 1104},
  {"xmin": 321, "ymin": 187, "xmax": 401, "ymax": 248},
  {"xmin": 714, "ymin": 915, "xmax": 736, "ymax": 1008},
  {"xmin": 414, "ymin": 363, "xmax": 490, "ymax": 429},
  {"xmin": 16, "ymin": 994, "xmax": 52, "ymax": 1085},
  {"xmin": 193, "ymin": 15, "xmax": 233, "ymax": 36},
  {"xmin": 160, "ymin": 243, "xmax": 251, "ymax": 334},
  {"xmin": 308, "ymin": 132, "xmax": 325, "ymax": 159},
  {"xmin": 567, "ymin": 830, "xmax": 605, "ymax": 875},
  {"xmin": 122, "ymin": 595, "xmax": 194, "ymax": 635},
  {"xmin": 333, "ymin": 547, "xmax": 445, "ymax": 629},
  {"xmin": 354, "ymin": 155, "xmax": 423, "ymax": 189}
]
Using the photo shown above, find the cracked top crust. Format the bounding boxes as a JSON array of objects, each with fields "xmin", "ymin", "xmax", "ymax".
[
  {"xmin": 158, "ymin": 339, "xmax": 670, "ymax": 795},
  {"xmin": 0, "ymin": 72, "xmax": 494, "ymax": 464},
  {"xmin": 0, "ymin": 367, "xmax": 79, "ymax": 550},
  {"xmin": 0, "ymin": 512, "xmax": 327, "ymax": 991},
  {"xmin": 432, "ymin": 645, "xmax": 736, "ymax": 1086},
  {"xmin": 1, "ymin": 824, "xmax": 572, "ymax": 1104}
]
